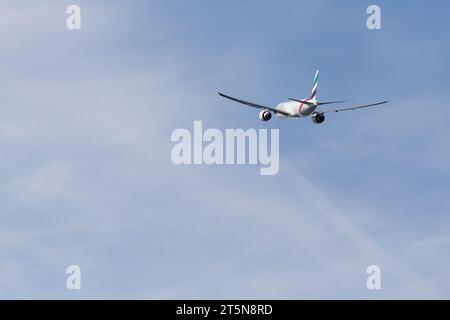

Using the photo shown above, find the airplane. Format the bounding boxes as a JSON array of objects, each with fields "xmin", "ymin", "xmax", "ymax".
[{"xmin": 218, "ymin": 70, "xmax": 388, "ymax": 124}]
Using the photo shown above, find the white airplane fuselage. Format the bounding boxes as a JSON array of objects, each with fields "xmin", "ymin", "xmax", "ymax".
[
  {"xmin": 218, "ymin": 70, "xmax": 389, "ymax": 124},
  {"xmin": 275, "ymin": 99, "xmax": 318, "ymax": 118}
]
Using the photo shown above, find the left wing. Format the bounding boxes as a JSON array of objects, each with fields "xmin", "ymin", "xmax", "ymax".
[
  {"xmin": 321, "ymin": 100, "xmax": 389, "ymax": 113},
  {"xmin": 218, "ymin": 92, "xmax": 291, "ymax": 116}
]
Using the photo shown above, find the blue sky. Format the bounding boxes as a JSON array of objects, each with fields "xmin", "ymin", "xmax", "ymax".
[{"xmin": 0, "ymin": 0, "xmax": 450, "ymax": 299}]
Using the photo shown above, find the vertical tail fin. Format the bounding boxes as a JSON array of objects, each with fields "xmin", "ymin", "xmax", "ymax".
[{"xmin": 310, "ymin": 70, "xmax": 319, "ymax": 101}]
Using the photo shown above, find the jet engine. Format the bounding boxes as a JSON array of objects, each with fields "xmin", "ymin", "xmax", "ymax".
[
  {"xmin": 312, "ymin": 112, "xmax": 325, "ymax": 124},
  {"xmin": 259, "ymin": 109, "xmax": 272, "ymax": 122}
]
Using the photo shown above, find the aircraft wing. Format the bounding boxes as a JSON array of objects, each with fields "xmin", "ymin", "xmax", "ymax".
[
  {"xmin": 218, "ymin": 92, "xmax": 291, "ymax": 116},
  {"xmin": 321, "ymin": 100, "xmax": 389, "ymax": 113}
]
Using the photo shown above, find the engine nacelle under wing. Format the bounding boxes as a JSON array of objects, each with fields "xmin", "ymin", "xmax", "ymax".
[
  {"xmin": 259, "ymin": 110, "xmax": 272, "ymax": 121},
  {"xmin": 312, "ymin": 112, "xmax": 325, "ymax": 124}
]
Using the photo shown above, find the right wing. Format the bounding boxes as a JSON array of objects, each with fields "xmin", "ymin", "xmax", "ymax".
[
  {"xmin": 218, "ymin": 92, "xmax": 291, "ymax": 116},
  {"xmin": 321, "ymin": 100, "xmax": 389, "ymax": 113}
]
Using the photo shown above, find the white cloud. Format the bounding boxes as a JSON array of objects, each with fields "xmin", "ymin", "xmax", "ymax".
[{"xmin": 8, "ymin": 162, "xmax": 80, "ymax": 202}]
